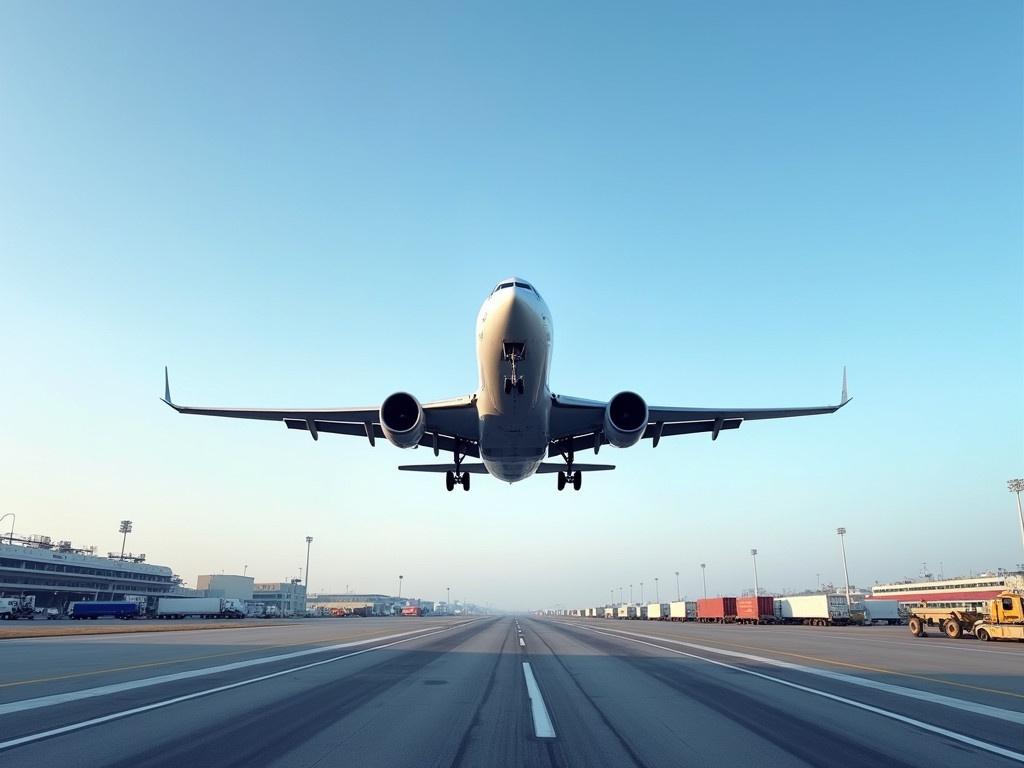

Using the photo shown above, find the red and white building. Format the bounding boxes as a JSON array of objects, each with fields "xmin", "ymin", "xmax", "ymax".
[{"xmin": 868, "ymin": 573, "xmax": 1023, "ymax": 611}]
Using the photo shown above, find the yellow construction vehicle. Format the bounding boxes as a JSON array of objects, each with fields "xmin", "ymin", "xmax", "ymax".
[{"xmin": 907, "ymin": 592, "xmax": 1024, "ymax": 641}]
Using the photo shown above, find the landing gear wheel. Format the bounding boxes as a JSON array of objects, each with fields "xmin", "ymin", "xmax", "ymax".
[
  {"xmin": 445, "ymin": 471, "xmax": 455, "ymax": 492},
  {"xmin": 557, "ymin": 472, "xmax": 566, "ymax": 491},
  {"xmin": 573, "ymin": 472, "xmax": 582, "ymax": 491},
  {"xmin": 461, "ymin": 473, "xmax": 470, "ymax": 491},
  {"xmin": 908, "ymin": 617, "xmax": 923, "ymax": 637},
  {"xmin": 945, "ymin": 620, "xmax": 963, "ymax": 639},
  {"xmin": 504, "ymin": 378, "xmax": 512, "ymax": 395},
  {"xmin": 516, "ymin": 379, "xmax": 525, "ymax": 395}
]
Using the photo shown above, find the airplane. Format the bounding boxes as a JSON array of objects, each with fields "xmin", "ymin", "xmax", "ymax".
[{"xmin": 162, "ymin": 277, "xmax": 850, "ymax": 491}]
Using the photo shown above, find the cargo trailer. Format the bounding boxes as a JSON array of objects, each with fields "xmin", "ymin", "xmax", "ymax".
[
  {"xmin": 616, "ymin": 605, "xmax": 637, "ymax": 620},
  {"xmin": 647, "ymin": 603, "xmax": 670, "ymax": 620},
  {"xmin": 863, "ymin": 600, "xmax": 902, "ymax": 625},
  {"xmin": 603, "ymin": 607, "xmax": 615, "ymax": 619},
  {"xmin": 154, "ymin": 597, "xmax": 242, "ymax": 619},
  {"xmin": 669, "ymin": 601, "xmax": 688, "ymax": 621},
  {"xmin": 697, "ymin": 597, "xmax": 737, "ymax": 622},
  {"xmin": 69, "ymin": 601, "xmax": 140, "ymax": 620},
  {"xmin": 774, "ymin": 594, "xmax": 850, "ymax": 626},
  {"xmin": 736, "ymin": 596, "xmax": 776, "ymax": 624}
]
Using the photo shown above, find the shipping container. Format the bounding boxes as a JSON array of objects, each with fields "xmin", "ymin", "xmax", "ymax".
[
  {"xmin": 155, "ymin": 597, "xmax": 240, "ymax": 619},
  {"xmin": 603, "ymin": 607, "xmax": 615, "ymax": 619},
  {"xmin": 863, "ymin": 599, "xmax": 902, "ymax": 625},
  {"xmin": 668, "ymin": 601, "xmax": 688, "ymax": 621},
  {"xmin": 401, "ymin": 605, "xmax": 422, "ymax": 617},
  {"xmin": 69, "ymin": 601, "xmax": 140, "ymax": 620},
  {"xmin": 774, "ymin": 594, "xmax": 851, "ymax": 625},
  {"xmin": 736, "ymin": 596, "xmax": 776, "ymax": 624},
  {"xmin": 647, "ymin": 603, "xmax": 670, "ymax": 620},
  {"xmin": 616, "ymin": 604, "xmax": 637, "ymax": 620},
  {"xmin": 696, "ymin": 597, "xmax": 737, "ymax": 622}
]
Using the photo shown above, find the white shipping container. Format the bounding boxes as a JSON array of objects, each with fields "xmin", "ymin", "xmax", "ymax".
[
  {"xmin": 774, "ymin": 595, "xmax": 850, "ymax": 622},
  {"xmin": 647, "ymin": 603, "xmax": 670, "ymax": 620},
  {"xmin": 669, "ymin": 601, "xmax": 687, "ymax": 620},
  {"xmin": 863, "ymin": 600, "xmax": 901, "ymax": 624},
  {"xmin": 155, "ymin": 597, "xmax": 225, "ymax": 617}
]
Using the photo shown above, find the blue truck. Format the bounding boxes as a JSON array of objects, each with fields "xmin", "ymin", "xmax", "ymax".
[{"xmin": 68, "ymin": 601, "xmax": 141, "ymax": 620}]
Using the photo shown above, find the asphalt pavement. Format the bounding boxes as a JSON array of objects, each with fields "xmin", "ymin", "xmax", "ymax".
[{"xmin": 0, "ymin": 616, "xmax": 1020, "ymax": 767}]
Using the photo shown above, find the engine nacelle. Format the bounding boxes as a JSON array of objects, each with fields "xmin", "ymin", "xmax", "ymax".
[
  {"xmin": 603, "ymin": 391, "xmax": 648, "ymax": 448},
  {"xmin": 380, "ymin": 392, "xmax": 425, "ymax": 449}
]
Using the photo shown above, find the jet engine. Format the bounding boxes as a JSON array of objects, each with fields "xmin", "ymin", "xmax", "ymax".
[
  {"xmin": 380, "ymin": 392, "xmax": 425, "ymax": 449},
  {"xmin": 603, "ymin": 391, "xmax": 648, "ymax": 448}
]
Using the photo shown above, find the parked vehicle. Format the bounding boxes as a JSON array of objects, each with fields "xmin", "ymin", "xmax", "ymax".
[
  {"xmin": 616, "ymin": 604, "xmax": 637, "ymax": 620},
  {"xmin": 647, "ymin": 603, "xmax": 670, "ymax": 620},
  {"xmin": 69, "ymin": 601, "xmax": 141, "ymax": 620},
  {"xmin": 603, "ymin": 607, "xmax": 615, "ymax": 619},
  {"xmin": 0, "ymin": 597, "xmax": 35, "ymax": 620},
  {"xmin": 154, "ymin": 597, "xmax": 243, "ymax": 619},
  {"xmin": 863, "ymin": 600, "xmax": 902, "ymax": 625},
  {"xmin": 774, "ymin": 594, "xmax": 851, "ymax": 626},
  {"xmin": 736, "ymin": 596, "xmax": 776, "ymax": 624},
  {"xmin": 908, "ymin": 592, "xmax": 1024, "ymax": 641},
  {"xmin": 401, "ymin": 605, "xmax": 423, "ymax": 617},
  {"xmin": 697, "ymin": 597, "xmax": 737, "ymax": 623}
]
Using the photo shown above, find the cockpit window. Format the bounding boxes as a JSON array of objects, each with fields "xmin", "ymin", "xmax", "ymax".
[
  {"xmin": 491, "ymin": 281, "xmax": 539, "ymax": 296},
  {"xmin": 513, "ymin": 281, "xmax": 535, "ymax": 292}
]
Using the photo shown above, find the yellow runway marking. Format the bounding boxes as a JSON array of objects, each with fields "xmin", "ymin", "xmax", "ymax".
[{"xmin": 0, "ymin": 626, "xmax": 443, "ymax": 689}]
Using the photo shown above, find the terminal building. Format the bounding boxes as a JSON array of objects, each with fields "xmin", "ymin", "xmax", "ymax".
[
  {"xmin": 253, "ymin": 580, "xmax": 307, "ymax": 616},
  {"xmin": 868, "ymin": 572, "xmax": 1024, "ymax": 611},
  {"xmin": 0, "ymin": 534, "xmax": 178, "ymax": 609}
]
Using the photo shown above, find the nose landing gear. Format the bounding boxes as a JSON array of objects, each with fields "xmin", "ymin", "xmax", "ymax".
[{"xmin": 503, "ymin": 342, "xmax": 526, "ymax": 396}]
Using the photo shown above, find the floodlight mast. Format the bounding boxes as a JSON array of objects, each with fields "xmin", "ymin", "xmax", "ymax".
[{"xmin": 1009, "ymin": 479, "xmax": 1024, "ymax": 554}]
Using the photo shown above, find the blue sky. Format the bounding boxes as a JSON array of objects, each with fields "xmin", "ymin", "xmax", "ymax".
[{"xmin": 1, "ymin": 3, "xmax": 1021, "ymax": 609}]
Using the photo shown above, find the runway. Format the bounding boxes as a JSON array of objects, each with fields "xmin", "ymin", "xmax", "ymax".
[{"xmin": 0, "ymin": 616, "xmax": 1020, "ymax": 766}]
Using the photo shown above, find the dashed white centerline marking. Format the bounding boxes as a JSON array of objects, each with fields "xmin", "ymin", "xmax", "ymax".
[{"xmin": 522, "ymin": 662, "xmax": 555, "ymax": 738}]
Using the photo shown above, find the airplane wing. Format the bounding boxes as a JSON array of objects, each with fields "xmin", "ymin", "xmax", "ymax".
[
  {"xmin": 548, "ymin": 368, "xmax": 850, "ymax": 453},
  {"xmin": 161, "ymin": 368, "xmax": 480, "ymax": 455}
]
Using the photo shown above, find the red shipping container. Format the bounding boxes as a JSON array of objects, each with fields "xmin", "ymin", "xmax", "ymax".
[
  {"xmin": 696, "ymin": 597, "xmax": 737, "ymax": 619},
  {"xmin": 736, "ymin": 596, "xmax": 775, "ymax": 620}
]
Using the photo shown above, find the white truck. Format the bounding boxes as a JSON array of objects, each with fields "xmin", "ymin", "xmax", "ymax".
[
  {"xmin": 775, "ymin": 594, "xmax": 851, "ymax": 626},
  {"xmin": 616, "ymin": 604, "xmax": 637, "ymax": 620},
  {"xmin": 863, "ymin": 600, "xmax": 902, "ymax": 625},
  {"xmin": 647, "ymin": 603, "xmax": 670, "ymax": 620},
  {"xmin": 0, "ymin": 597, "xmax": 35, "ymax": 620},
  {"xmin": 154, "ymin": 597, "xmax": 244, "ymax": 619}
]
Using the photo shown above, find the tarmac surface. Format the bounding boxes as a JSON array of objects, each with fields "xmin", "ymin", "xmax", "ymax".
[{"xmin": 0, "ymin": 615, "xmax": 1020, "ymax": 767}]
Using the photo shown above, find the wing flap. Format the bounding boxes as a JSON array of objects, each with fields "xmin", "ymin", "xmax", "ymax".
[{"xmin": 534, "ymin": 463, "xmax": 615, "ymax": 473}]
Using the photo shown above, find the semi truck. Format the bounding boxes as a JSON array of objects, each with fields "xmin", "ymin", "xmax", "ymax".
[
  {"xmin": 647, "ymin": 603, "xmax": 670, "ymax": 620},
  {"xmin": 69, "ymin": 601, "xmax": 141, "ymax": 620},
  {"xmin": 862, "ymin": 600, "xmax": 902, "ymax": 625},
  {"xmin": 0, "ymin": 596, "xmax": 36, "ymax": 620},
  {"xmin": 774, "ymin": 594, "xmax": 851, "ymax": 626},
  {"xmin": 154, "ymin": 597, "xmax": 245, "ymax": 619},
  {"xmin": 697, "ymin": 597, "xmax": 737, "ymax": 623},
  {"xmin": 736, "ymin": 596, "xmax": 776, "ymax": 624},
  {"xmin": 908, "ymin": 591, "xmax": 1024, "ymax": 641}
]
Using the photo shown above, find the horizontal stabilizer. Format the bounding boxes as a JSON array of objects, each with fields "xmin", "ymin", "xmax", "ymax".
[
  {"xmin": 534, "ymin": 463, "xmax": 615, "ymax": 473},
  {"xmin": 398, "ymin": 463, "xmax": 491, "ymax": 474}
]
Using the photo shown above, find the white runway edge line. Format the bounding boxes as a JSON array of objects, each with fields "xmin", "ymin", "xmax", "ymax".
[
  {"xmin": 580, "ymin": 624, "xmax": 1024, "ymax": 726},
  {"xmin": 0, "ymin": 622, "xmax": 473, "ymax": 724},
  {"xmin": 580, "ymin": 626, "xmax": 1024, "ymax": 764},
  {"xmin": 522, "ymin": 663, "xmax": 556, "ymax": 738}
]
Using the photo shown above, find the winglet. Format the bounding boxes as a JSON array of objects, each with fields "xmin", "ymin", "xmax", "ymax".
[
  {"xmin": 840, "ymin": 366, "xmax": 850, "ymax": 406},
  {"xmin": 162, "ymin": 366, "xmax": 174, "ymax": 407}
]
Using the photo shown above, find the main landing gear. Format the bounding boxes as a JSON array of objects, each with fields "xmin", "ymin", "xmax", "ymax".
[
  {"xmin": 445, "ymin": 441, "xmax": 471, "ymax": 492},
  {"xmin": 556, "ymin": 444, "xmax": 582, "ymax": 492},
  {"xmin": 503, "ymin": 342, "xmax": 526, "ymax": 395}
]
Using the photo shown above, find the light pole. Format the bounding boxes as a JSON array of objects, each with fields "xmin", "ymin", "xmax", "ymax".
[
  {"xmin": 118, "ymin": 520, "xmax": 133, "ymax": 559},
  {"xmin": 619, "ymin": 586, "xmax": 623, "ymax": 604},
  {"xmin": 304, "ymin": 536, "xmax": 313, "ymax": 590},
  {"xmin": 0, "ymin": 513, "xmax": 14, "ymax": 544},
  {"xmin": 675, "ymin": 570, "xmax": 680, "ymax": 601},
  {"xmin": 629, "ymin": 584, "xmax": 633, "ymax": 604},
  {"xmin": 1008, "ymin": 479, "xmax": 1024, "ymax": 553},
  {"xmin": 610, "ymin": 588, "xmax": 614, "ymax": 606},
  {"xmin": 398, "ymin": 574, "xmax": 404, "ymax": 600},
  {"xmin": 816, "ymin": 573, "xmax": 820, "ymax": 592},
  {"xmin": 640, "ymin": 581, "xmax": 644, "ymax": 604},
  {"xmin": 243, "ymin": 564, "xmax": 248, "ymax": 577},
  {"xmin": 750, "ymin": 549, "xmax": 759, "ymax": 599},
  {"xmin": 837, "ymin": 527, "xmax": 852, "ymax": 606},
  {"xmin": 700, "ymin": 563, "xmax": 707, "ymax": 599},
  {"xmin": 655, "ymin": 577, "xmax": 660, "ymax": 603},
  {"xmin": 447, "ymin": 586, "xmax": 451, "ymax": 614}
]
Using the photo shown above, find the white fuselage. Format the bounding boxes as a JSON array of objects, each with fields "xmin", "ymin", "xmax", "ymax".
[{"xmin": 474, "ymin": 281, "xmax": 553, "ymax": 481}]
